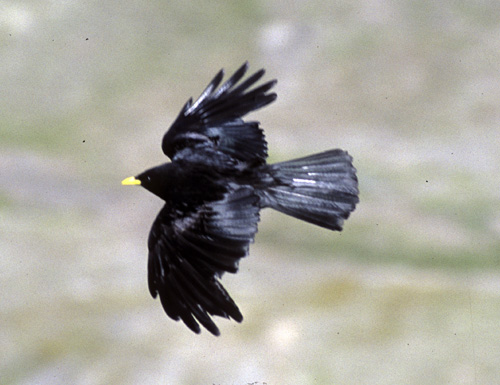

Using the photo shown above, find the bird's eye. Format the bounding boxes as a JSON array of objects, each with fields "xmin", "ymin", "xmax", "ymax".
[{"xmin": 174, "ymin": 142, "xmax": 186, "ymax": 152}]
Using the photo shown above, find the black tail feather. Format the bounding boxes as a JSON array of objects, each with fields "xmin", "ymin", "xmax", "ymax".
[{"xmin": 264, "ymin": 149, "xmax": 359, "ymax": 231}]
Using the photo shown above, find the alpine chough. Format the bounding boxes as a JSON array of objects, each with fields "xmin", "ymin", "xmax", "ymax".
[{"xmin": 122, "ymin": 62, "xmax": 359, "ymax": 336}]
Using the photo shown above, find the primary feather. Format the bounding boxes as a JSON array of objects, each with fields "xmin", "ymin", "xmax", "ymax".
[{"xmin": 161, "ymin": 61, "xmax": 276, "ymax": 165}]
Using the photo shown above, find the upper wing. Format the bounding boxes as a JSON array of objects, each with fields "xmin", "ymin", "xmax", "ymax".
[
  {"xmin": 147, "ymin": 187, "xmax": 260, "ymax": 336},
  {"xmin": 162, "ymin": 62, "xmax": 277, "ymax": 165}
]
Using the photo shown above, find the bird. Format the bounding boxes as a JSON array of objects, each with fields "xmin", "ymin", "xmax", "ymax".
[{"xmin": 122, "ymin": 62, "xmax": 359, "ymax": 336}]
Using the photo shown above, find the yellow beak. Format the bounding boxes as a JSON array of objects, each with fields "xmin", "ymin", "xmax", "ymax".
[{"xmin": 121, "ymin": 176, "xmax": 141, "ymax": 186}]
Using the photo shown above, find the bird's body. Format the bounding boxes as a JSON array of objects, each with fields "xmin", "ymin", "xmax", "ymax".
[{"xmin": 122, "ymin": 63, "xmax": 359, "ymax": 335}]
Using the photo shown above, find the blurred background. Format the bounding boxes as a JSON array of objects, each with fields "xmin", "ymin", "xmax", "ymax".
[{"xmin": 2, "ymin": 1, "xmax": 500, "ymax": 384}]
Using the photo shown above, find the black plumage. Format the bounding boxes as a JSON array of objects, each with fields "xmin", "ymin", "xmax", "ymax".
[{"xmin": 122, "ymin": 62, "xmax": 359, "ymax": 336}]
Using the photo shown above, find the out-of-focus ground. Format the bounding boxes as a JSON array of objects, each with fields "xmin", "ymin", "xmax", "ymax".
[{"xmin": 2, "ymin": 1, "xmax": 500, "ymax": 384}]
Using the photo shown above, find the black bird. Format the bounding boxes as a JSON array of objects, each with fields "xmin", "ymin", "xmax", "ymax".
[{"xmin": 122, "ymin": 62, "xmax": 359, "ymax": 336}]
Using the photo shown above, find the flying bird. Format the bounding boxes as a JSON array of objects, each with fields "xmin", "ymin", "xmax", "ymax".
[{"xmin": 122, "ymin": 62, "xmax": 359, "ymax": 336}]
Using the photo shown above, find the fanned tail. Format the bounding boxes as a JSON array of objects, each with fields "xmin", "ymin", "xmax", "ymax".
[{"xmin": 264, "ymin": 149, "xmax": 359, "ymax": 231}]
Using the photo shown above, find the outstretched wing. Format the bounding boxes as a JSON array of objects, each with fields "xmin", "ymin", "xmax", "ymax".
[
  {"xmin": 147, "ymin": 187, "xmax": 260, "ymax": 336},
  {"xmin": 162, "ymin": 62, "xmax": 277, "ymax": 165}
]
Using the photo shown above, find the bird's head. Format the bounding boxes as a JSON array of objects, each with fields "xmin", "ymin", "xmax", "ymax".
[{"xmin": 122, "ymin": 163, "xmax": 172, "ymax": 200}]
